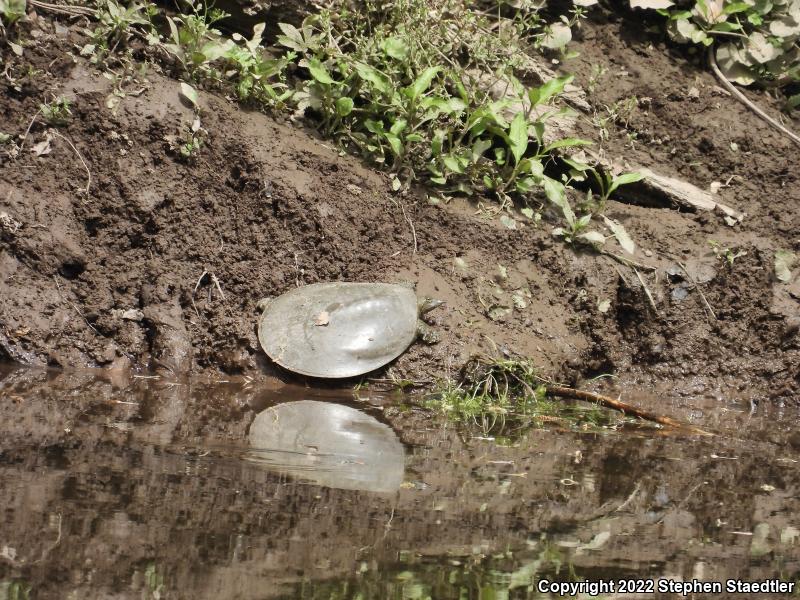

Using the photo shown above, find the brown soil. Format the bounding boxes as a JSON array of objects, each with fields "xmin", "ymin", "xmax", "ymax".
[{"xmin": 1, "ymin": 9, "xmax": 798, "ymax": 403}]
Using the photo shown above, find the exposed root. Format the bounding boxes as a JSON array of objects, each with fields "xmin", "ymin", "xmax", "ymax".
[{"xmin": 708, "ymin": 46, "xmax": 800, "ymax": 149}]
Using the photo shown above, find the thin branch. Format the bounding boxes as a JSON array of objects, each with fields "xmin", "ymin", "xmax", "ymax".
[
  {"xmin": 678, "ymin": 260, "xmax": 717, "ymax": 321},
  {"xmin": 600, "ymin": 250, "xmax": 657, "ymax": 272},
  {"xmin": 708, "ymin": 46, "xmax": 800, "ymax": 148},
  {"xmin": 544, "ymin": 383, "xmax": 713, "ymax": 435},
  {"xmin": 28, "ymin": 0, "xmax": 95, "ymax": 16},
  {"xmin": 52, "ymin": 131, "xmax": 91, "ymax": 196},
  {"xmin": 634, "ymin": 267, "xmax": 659, "ymax": 315},
  {"xmin": 18, "ymin": 107, "xmax": 42, "ymax": 153},
  {"xmin": 399, "ymin": 201, "xmax": 418, "ymax": 255}
]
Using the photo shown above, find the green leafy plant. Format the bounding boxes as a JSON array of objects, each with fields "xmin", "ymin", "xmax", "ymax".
[
  {"xmin": 644, "ymin": 0, "xmax": 800, "ymax": 91},
  {"xmin": 161, "ymin": 1, "xmax": 232, "ymax": 78},
  {"xmin": 0, "ymin": 580, "xmax": 31, "ymax": 600},
  {"xmin": 589, "ymin": 169, "xmax": 646, "ymax": 209},
  {"xmin": 0, "ymin": 0, "xmax": 25, "ymax": 26},
  {"xmin": 86, "ymin": 0, "xmax": 156, "ymax": 58},
  {"xmin": 226, "ymin": 23, "xmax": 294, "ymax": 106},
  {"xmin": 40, "ymin": 96, "xmax": 72, "ymax": 126},
  {"xmin": 709, "ymin": 239, "xmax": 748, "ymax": 266},
  {"xmin": 159, "ymin": 7, "xmax": 292, "ymax": 107},
  {"xmin": 546, "ymin": 158, "xmax": 642, "ymax": 252},
  {"xmin": 279, "ymin": 4, "xmax": 592, "ymax": 207}
]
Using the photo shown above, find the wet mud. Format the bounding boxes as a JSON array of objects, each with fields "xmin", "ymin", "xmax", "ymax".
[{"xmin": 0, "ymin": 12, "xmax": 797, "ymax": 405}]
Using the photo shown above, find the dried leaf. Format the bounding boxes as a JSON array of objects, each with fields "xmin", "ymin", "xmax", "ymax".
[
  {"xmin": 630, "ymin": 0, "xmax": 674, "ymax": 8},
  {"xmin": 488, "ymin": 305, "xmax": 512, "ymax": 321},
  {"xmin": 31, "ymin": 138, "xmax": 52, "ymax": 156},
  {"xmin": 716, "ymin": 44, "xmax": 756, "ymax": 85},
  {"xmin": 453, "ymin": 257, "xmax": 468, "ymax": 277},
  {"xmin": 512, "ymin": 292, "xmax": 528, "ymax": 309},
  {"xmin": 770, "ymin": 15, "xmax": 800, "ymax": 38},
  {"xmin": 179, "ymin": 82, "xmax": 199, "ymax": 108},
  {"xmin": 577, "ymin": 230, "xmax": 606, "ymax": 246},
  {"xmin": 499, "ymin": 215, "xmax": 518, "ymax": 229},
  {"xmin": 775, "ymin": 250, "xmax": 796, "ymax": 283},
  {"xmin": 746, "ymin": 32, "xmax": 782, "ymax": 64},
  {"xmin": 578, "ymin": 531, "xmax": 611, "ymax": 552},
  {"xmin": 314, "ymin": 311, "xmax": 330, "ymax": 326},
  {"xmin": 541, "ymin": 23, "xmax": 572, "ymax": 49},
  {"xmin": 598, "ymin": 299, "xmax": 611, "ymax": 313},
  {"xmin": 602, "ymin": 216, "xmax": 636, "ymax": 254}
]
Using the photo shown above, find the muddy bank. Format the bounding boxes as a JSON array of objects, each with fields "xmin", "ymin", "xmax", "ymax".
[{"xmin": 0, "ymin": 12, "xmax": 798, "ymax": 402}]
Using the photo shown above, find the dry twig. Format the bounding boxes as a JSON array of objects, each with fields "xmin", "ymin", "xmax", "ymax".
[
  {"xmin": 708, "ymin": 46, "xmax": 800, "ymax": 148},
  {"xmin": 53, "ymin": 131, "xmax": 91, "ymax": 195},
  {"xmin": 544, "ymin": 383, "xmax": 713, "ymax": 435}
]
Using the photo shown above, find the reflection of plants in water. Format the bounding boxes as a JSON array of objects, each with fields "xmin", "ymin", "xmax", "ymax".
[
  {"xmin": 425, "ymin": 355, "xmax": 617, "ymax": 438},
  {"xmin": 143, "ymin": 562, "xmax": 165, "ymax": 599},
  {"xmin": 292, "ymin": 539, "xmax": 575, "ymax": 599},
  {"xmin": 0, "ymin": 580, "xmax": 31, "ymax": 600}
]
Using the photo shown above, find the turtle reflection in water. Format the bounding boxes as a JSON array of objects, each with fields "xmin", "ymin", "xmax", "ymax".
[
  {"xmin": 257, "ymin": 282, "xmax": 443, "ymax": 378},
  {"xmin": 246, "ymin": 400, "xmax": 405, "ymax": 493}
]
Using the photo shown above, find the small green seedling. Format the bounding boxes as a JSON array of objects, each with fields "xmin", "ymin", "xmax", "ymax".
[
  {"xmin": 709, "ymin": 240, "xmax": 747, "ymax": 267},
  {"xmin": 40, "ymin": 97, "xmax": 72, "ymax": 126}
]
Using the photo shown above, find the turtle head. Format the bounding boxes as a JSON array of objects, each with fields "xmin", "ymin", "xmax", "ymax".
[
  {"xmin": 418, "ymin": 297, "xmax": 444, "ymax": 315},
  {"xmin": 256, "ymin": 297, "xmax": 273, "ymax": 313}
]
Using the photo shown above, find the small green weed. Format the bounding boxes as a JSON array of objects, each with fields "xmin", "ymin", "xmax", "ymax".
[
  {"xmin": 85, "ymin": 0, "xmax": 156, "ymax": 58},
  {"xmin": 425, "ymin": 354, "xmax": 614, "ymax": 436},
  {"xmin": 0, "ymin": 580, "xmax": 31, "ymax": 600},
  {"xmin": 639, "ymin": 0, "xmax": 800, "ymax": 95},
  {"xmin": 165, "ymin": 109, "xmax": 205, "ymax": 162},
  {"xmin": 40, "ymin": 96, "xmax": 72, "ymax": 126},
  {"xmin": 709, "ymin": 239, "xmax": 747, "ymax": 266},
  {"xmin": 225, "ymin": 24, "xmax": 293, "ymax": 107},
  {"xmin": 0, "ymin": 0, "xmax": 25, "ymax": 26},
  {"xmin": 544, "ymin": 156, "xmax": 642, "ymax": 253},
  {"xmin": 144, "ymin": 562, "xmax": 165, "ymax": 599},
  {"xmin": 160, "ymin": 4, "xmax": 292, "ymax": 107},
  {"xmin": 161, "ymin": 1, "xmax": 232, "ymax": 78}
]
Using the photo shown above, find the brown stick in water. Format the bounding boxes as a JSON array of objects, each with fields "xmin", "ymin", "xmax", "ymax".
[{"xmin": 544, "ymin": 384, "xmax": 713, "ymax": 436}]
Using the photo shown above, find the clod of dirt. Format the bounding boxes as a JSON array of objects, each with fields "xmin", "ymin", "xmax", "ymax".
[{"xmin": 144, "ymin": 302, "xmax": 193, "ymax": 374}]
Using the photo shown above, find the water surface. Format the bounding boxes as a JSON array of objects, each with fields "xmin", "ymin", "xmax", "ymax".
[{"xmin": 0, "ymin": 367, "xmax": 798, "ymax": 599}]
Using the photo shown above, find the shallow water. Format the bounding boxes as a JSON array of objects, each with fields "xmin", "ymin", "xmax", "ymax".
[{"xmin": 1, "ymin": 366, "xmax": 799, "ymax": 599}]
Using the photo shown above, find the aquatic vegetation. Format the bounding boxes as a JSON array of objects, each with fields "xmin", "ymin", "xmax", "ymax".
[{"xmin": 425, "ymin": 354, "xmax": 615, "ymax": 436}]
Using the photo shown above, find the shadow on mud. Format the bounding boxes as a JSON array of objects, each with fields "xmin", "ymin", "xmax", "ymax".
[{"xmin": 0, "ymin": 366, "xmax": 799, "ymax": 599}]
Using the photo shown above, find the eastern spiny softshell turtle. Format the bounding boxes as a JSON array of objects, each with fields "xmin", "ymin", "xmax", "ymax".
[
  {"xmin": 257, "ymin": 282, "xmax": 442, "ymax": 378},
  {"xmin": 247, "ymin": 400, "xmax": 405, "ymax": 493}
]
